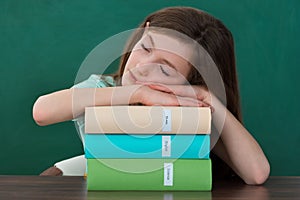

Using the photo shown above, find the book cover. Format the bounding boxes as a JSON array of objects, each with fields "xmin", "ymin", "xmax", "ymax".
[
  {"xmin": 87, "ymin": 159, "xmax": 212, "ymax": 191},
  {"xmin": 85, "ymin": 106, "xmax": 211, "ymax": 134},
  {"xmin": 84, "ymin": 134, "xmax": 210, "ymax": 159}
]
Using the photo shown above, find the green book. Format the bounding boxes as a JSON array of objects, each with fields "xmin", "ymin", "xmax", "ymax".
[{"xmin": 87, "ymin": 159, "xmax": 211, "ymax": 191}]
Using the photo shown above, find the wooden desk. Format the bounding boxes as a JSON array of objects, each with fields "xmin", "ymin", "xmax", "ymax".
[{"xmin": 0, "ymin": 176, "xmax": 299, "ymax": 199}]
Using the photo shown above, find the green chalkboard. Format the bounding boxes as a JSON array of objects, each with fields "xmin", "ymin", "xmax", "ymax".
[{"xmin": 0, "ymin": 0, "xmax": 299, "ymax": 175}]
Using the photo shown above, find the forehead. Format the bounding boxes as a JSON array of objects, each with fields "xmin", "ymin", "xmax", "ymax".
[{"xmin": 143, "ymin": 31, "xmax": 194, "ymax": 61}]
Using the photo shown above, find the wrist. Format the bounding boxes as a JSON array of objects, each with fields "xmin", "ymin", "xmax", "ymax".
[
  {"xmin": 129, "ymin": 85, "xmax": 145, "ymax": 105},
  {"xmin": 211, "ymin": 95, "xmax": 228, "ymax": 134}
]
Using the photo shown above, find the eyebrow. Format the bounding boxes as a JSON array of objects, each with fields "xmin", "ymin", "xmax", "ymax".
[{"xmin": 148, "ymin": 34, "xmax": 178, "ymax": 70}]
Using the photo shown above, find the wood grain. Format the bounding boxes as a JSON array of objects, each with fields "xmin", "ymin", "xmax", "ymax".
[{"xmin": 0, "ymin": 176, "xmax": 299, "ymax": 200}]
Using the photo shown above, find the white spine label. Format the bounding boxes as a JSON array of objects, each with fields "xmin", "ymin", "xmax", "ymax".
[
  {"xmin": 162, "ymin": 109, "xmax": 171, "ymax": 132},
  {"xmin": 164, "ymin": 163, "xmax": 173, "ymax": 186},
  {"xmin": 162, "ymin": 136, "xmax": 171, "ymax": 157}
]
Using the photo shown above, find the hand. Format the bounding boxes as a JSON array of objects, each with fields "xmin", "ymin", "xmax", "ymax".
[
  {"xmin": 145, "ymin": 83, "xmax": 215, "ymax": 111},
  {"xmin": 133, "ymin": 83, "xmax": 213, "ymax": 109}
]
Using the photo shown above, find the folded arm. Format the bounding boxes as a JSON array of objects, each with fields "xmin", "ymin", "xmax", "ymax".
[
  {"xmin": 32, "ymin": 85, "xmax": 203, "ymax": 126},
  {"xmin": 148, "ymin": 83, "xmax": 270, "ymax": 185}
]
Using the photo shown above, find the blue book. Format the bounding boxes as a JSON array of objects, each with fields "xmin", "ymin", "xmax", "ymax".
[{"xmin": 84, "ymin": 134, "xmax": 210, "ymax": 159}]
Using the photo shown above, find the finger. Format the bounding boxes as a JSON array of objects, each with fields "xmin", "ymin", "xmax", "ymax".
[
  {"xmin": 141, "ymin": 89, "xmax": 207, "ymax": 107},
  {"xmin": 147, "ymin": 84, "xmax": 174, "ymax": 93},
  {"xmin": 173, "ymin": 96, "xmax": 211, "ymax": 107},
  {"xmin": 148, "ymin": 84, "xmax": 210, "ymax": 104},
  {"xmin": 135, "ymin": 82, "xmax": 175, "ymax": 94},
  {"xmin": 147, "ymin": 83, "xmax": 192, "ymax": 97},
  {"xmin": 139, "ymin": 83, "xmax": 213, "ymax": 107},
  {"xmin": 156, "ymin": 84, "xmax": 208, "ymax": 102}
]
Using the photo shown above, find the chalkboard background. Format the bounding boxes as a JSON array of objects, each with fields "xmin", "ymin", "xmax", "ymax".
[{"xmin": 0, "ymin": 0, "xmax": 299, "ymax": 175}]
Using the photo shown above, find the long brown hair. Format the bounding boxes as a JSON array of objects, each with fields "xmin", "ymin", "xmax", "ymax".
[
  {"xmin": 115, "ymin": 6, "xmax": 242, "ymax": 180},
  {"xmin": 116, "ymin": 7, "xmax": 242, "ymax": 123}
]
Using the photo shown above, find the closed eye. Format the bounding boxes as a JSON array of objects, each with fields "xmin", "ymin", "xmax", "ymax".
[
  {"xmin": 141, "ymin": 43, "xmax": 150, "ymax": 53},
  {"xmin": 160, "ymin": 65, "xmax": 170, "ymax": 76}
]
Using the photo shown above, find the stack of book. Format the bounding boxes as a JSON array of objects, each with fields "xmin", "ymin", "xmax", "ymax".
[{"xmin": 84, "ymin": 106, "xmax": 212, "ymax": 191}]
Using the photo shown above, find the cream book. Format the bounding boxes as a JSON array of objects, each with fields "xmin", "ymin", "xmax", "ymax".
[{"xmin": 85, "ymin": 106, "xmax": 211, "ymax": 134}]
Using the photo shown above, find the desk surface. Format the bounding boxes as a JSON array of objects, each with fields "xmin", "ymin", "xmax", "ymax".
[{"xmin": 0, "ymin": 176, "xmax": 299, "ymax": 200}]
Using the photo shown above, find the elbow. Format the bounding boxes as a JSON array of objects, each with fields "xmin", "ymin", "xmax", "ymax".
[
  {"xmin": 245, "ymin": 161, "xmax": 270, "ymax": 185},
  {"xmin": 32, "ymin": 96, "xmax": 50, "ymax": 126}
]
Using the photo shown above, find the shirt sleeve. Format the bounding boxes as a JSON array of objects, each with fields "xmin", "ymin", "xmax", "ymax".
[
  {"xmin": 71, "ymin": 74, "xmax": 115, "ymax": 144},
  {"xmin": 72, "ymin": 74, "xmax": 111, "ymax": 89}
]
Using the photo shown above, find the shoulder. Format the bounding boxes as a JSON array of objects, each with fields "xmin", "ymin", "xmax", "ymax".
[{"xmin": 72, "ymin": 74, "xmax": 116, "ymax": 88}]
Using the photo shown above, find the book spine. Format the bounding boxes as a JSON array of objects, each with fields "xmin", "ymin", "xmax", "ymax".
[
  {"xmin": 84, "ymin": 134, "xmax": 210, "ymax": 159},
  {"xmin": 87, "ymin": 159, "xmax": 212, "ymax": 191},
  {"xmin": 85, "ymin": 106, "xmax": 211, "ymax": 134}
]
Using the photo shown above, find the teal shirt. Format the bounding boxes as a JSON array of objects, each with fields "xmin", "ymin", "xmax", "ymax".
[{"xmin": 72, "ymin": 75, "xmax": 116, "ymax": 144}]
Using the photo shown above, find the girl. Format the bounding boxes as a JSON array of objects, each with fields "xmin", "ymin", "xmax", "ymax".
[{"xmin": 33, "ymin": 7, "xmax": 270, "ymax": 185}]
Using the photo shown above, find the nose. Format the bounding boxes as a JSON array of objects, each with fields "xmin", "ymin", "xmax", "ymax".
[
  {"xmin": 134, "ymin": 51, "xmax": 161, "ymax": 76},
  {"xmin": 135, "ymin": 63, "xmax": 159, "ymax": 77}
]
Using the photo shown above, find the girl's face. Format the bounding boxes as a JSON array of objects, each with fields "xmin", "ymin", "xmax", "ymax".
[{"xmin": 122, "ymin": 31, "xmax": 193, "ymax": 86}]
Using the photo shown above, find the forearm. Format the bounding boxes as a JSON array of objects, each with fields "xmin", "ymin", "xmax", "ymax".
[
  {"xmin": 33, "ymin": 86, "xmax": 141, "ymax": 126},
  {"xmin": 33, "ymin": 88, "xmax": 102, "ymax": 126},
  {"xmin": 212, "ymin": 97, "xmax": 270, "ymax": 185},
  {"xmin": 142, "ymin": 83, "xmax": 270, "ymax": 184}
]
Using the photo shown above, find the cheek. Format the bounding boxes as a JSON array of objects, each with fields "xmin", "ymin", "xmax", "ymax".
[{"xmin": 123, "ymin": 54, "xmax": 137, "ymax": 74}]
